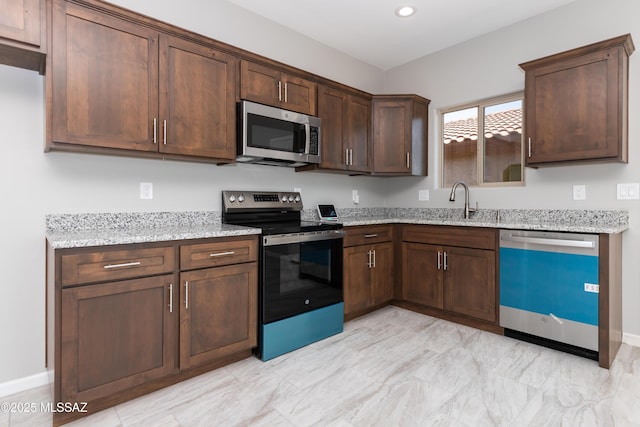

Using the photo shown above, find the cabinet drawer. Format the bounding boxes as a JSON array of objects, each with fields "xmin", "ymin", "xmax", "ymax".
[
  {"xmin": 61, "ymin": 246, "xmax": 176, "ymax": 286},
  {"xmin": 402, "ymin": 225, "xmax": 496, "ymax": 250},
  {"xmin": 181, "ymin": 237, "xmax": 258, "ymax": 270},
  {"xmin": 343, "ymin": 225, "xmax": 393, "ymax": 247}
]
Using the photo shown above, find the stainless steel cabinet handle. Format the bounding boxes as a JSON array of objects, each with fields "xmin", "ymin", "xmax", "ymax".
[
  {"xmin": 184, "ymin": 281, "xmax": 189, "ymax": 309},
  {"xmin": 437, "ymin": 251, "xmax": 442, "ymax": 270},
  {"xmin": 153, "ymin": 118, "xmax": 157, "ymax": 144},
  {"xmin": 372, "ymin": 249, "xmax": 376, "ymax": 268},
  {"xmin": 528, "ymin": 137, "xmax": 532, "ymax": 158},
  {"xmin": 443, "ymin": 252, "xmax": 448, "ymax": 271},
  {"xmin": 367, "ymin": 250, "xmax": 372, "ymax": 268},
  {"xmin": 163, "ymin": 120, "xmax": 167, "ymax": 145},
  {"xmin": 210, "ymin": 251, "xmax": 235, "ymax": 257},
  {"xmin": 284, "ymin": 82, "xmax": 288, "ymax": 103},
  {"xmin": 168, "ymin": 284, "xmax": 173, "ymax": 313},
  {"xmin": 345, "ymin": 148, "xmax": 349, "ymax": 166},
  {"xmin": 349, "ymin": 149, "xmax": 353, "ymax": 166},
  {"xmin": 103, "ymin": 261, "xmax": 141, "ymax": 269},
  {"xmin": 278, "ymin": 81, "xmax": 282, "ymax": 101},
  {"xmin": 364, "ymin": 234, "xmax": 378, "ymax": 238},
  {"xmin": 406, "ymin": 152, "xmax": 410, "ymax": 169}
]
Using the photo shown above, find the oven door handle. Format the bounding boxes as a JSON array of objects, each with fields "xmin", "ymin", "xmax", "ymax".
[{"xmin": 263, "ymin": 229, "xmax": 345, "ymax": 246}]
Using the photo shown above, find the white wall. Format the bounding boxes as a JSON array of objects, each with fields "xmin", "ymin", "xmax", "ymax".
[
  {"xmin": 0, "ymin": 1, "xmax": 385, "ymax": 386},
  {"xmin": 383, "ymin": 0, "xmax": 640, "ymax": 336}
]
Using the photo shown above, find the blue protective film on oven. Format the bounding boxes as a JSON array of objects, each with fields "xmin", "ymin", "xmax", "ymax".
[
  {"xmin": 499, "ymin": 248, "xmax": 598, "ymax": 326},
  {"xmin": 261, "ymin": 302, "xmax": 344, "ymax": 361}
]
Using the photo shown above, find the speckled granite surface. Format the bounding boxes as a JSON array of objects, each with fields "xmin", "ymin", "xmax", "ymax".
[
  {"xmin": 45, "ymin": 211, "xmax": 260, "ymax": 249},
  {"xmin": 47, "ymin": 208, "xmax": 628, "ymax": 249},
  {"xmin": 303, "ymin": 207, "xmax": 629, "ymax": 234}
]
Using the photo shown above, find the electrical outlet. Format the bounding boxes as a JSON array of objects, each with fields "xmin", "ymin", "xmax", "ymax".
[
  {"xmin": 352, "ymin": 189, "xmax": 359, "ymax": 204},
  {"xmin": 584, "ymin": 283, "xmax": 599, "ymax": 293},
  {"xmin": 572, "ymin": 185, "xmax": 586, "ymax": 201},
  {"xmin": 140, "ymin": 182, "xmax": 153, "ymax": 200},
  {"xmin": 419, "ymin": 189, "xmax": 430, "ymax": 201}
]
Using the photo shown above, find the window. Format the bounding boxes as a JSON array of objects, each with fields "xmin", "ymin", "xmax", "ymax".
[{"xmin": 441, "ymin": 93, "xmax": 523, "ymax": 187}]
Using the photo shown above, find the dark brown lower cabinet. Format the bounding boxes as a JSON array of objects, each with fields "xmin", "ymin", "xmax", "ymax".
[
  {"xmin": 60, "ymin": 275, "xmax": 177, "ymax": 403},
  {"xmin": 400, "ymin": 225, "xmax": 498, "ymax": 328},
  {"xmin": 180, "ymin": 263, "xmax": 257, "ymax": 370}
]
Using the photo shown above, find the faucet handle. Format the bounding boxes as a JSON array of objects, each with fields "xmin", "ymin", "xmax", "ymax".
[{"xmin": 469, "ymin": 201, "xmax": 479, "ymax": 214}]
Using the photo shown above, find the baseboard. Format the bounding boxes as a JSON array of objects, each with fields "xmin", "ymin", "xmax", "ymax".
[
  {"xmin": 623, "ymin": 332, "xmax": 640, "ymax": 348},
  {"xmin": 0, "ymin": 371, "xmax": 50, "ymax": 398}
]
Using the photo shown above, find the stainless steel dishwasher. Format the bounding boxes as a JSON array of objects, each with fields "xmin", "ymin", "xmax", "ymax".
[{"xmin": 499, "ymin": 230, "xmax": 599, "ymax": 359}]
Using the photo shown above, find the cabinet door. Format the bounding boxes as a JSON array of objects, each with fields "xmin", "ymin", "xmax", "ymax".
[
  {"xmin": 372, "ymin": 99, "xmax": 411, "ymax": 173},
  {"xmin": 343, "ymin": 245, "xmax": 372, "ymax": 315},
  {"xmin": 50, "ymin": 1, "xmax": 159, "ymax": 151},
  {"xmin": 280, "ymin": 73, "xmax": 317, "ymax": 115},
  {"xmin": 443, "ymin": 246, "xmax": 496, "ymax": 322},
  {"xmin": 346, "ymin": 94, "xmax": 371, "ymax": 172},
  {"xmin": 402, "ymin": 242, "xmax": 443, "ymax": 309},
  {"xmin": 525, "ymin": 48, "xmax": 624, "ymax": 165},
  {"xmin": 0, "ymin": 0, "xmax": 42, "ymax": 47},
  {"xmin": 60, "ymin": 275, "xmax": 176, "ymax": 403},
  {"xmin": 370, "ymin": 242, "xmax": 394, "ymax": 305},
  {"xmin": 160, "ymin": 36, "xmax": 238, "ymax": 159},
  {"xmin": 240, "ymin": 60, "xmax": 280, "ymax": 107},
  {"xmin": 318, "ymin": 85, "xmax": 348, "ymax": 170},
  {"xmin": 180, "ymin": 263, "xmax": 257, "ymax": 370}
]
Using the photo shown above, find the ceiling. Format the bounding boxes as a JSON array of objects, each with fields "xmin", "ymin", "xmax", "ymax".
[{"xmin": 226, "ymin": 0, "xmax": 577, "ymax": 70}]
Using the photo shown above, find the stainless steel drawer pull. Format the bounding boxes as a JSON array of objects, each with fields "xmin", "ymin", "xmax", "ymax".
[
  {"xmin": 437, "ymin": 251, "xmax": 442, "ymax": 270},
  {"xmin": 168, "ymin": 284, "xmax": 173, "ymax": 313},
  {"xmin": 103, "ymin": 261, "xmax": 141, "ymax": 269},
  {"xmin": 502, "ymin": 234, "xmax": 595, "ymax": 249},
  {"xmin": 364, "ymin": 234, "xmax": 378, "ymax": 238},
  {"xmin": 443, "ymin": 252, "xmax": 448, "ymax": 271},
  {"xmin": 210, "ymin": 251, "xmax": 235, "ymax": 257}
]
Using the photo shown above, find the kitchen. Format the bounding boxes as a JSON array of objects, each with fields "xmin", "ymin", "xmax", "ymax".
[{"xmin": 1, "ymin": 0, "xmax": 640, "ymax": 425}]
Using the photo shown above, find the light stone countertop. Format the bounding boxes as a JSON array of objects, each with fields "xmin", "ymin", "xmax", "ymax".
[{"xmin": 46, "ymin": 208, "xmax": 628, "ymax": 249}]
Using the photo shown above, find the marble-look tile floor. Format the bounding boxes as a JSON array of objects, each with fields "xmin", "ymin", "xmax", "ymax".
[{"xmin": 4, "ymin": 306, "xmax": 640, "ymax": 426}]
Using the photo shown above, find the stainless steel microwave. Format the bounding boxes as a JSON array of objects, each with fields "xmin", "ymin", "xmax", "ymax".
[{"xmin": 237, "ymin": 100, "xmax": 321, "ymax": 167}]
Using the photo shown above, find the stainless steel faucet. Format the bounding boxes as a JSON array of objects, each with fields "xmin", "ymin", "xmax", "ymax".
[{"xmin": 449, "ymin": 181, "xmax": 477, "ymax": 219}]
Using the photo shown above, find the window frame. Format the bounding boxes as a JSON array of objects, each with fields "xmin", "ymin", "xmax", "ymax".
[{"xmin": 440, "ymin": 91, "xmax": 525, "ymax": 188}]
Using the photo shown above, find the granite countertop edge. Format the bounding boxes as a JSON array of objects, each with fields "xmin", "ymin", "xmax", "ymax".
[{"xmin": 47, "ymin": 217, "xmax": 627, "ymax": 249}]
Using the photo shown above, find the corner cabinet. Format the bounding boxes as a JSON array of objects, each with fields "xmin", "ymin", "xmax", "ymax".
[
  {"xmin": 0, "ymin": 0, "xmax": 46, "ymax": 73},
  {"xmin": 47, "ymin": 0, "xmax": 238, "ymax": 162},
  {"xmin": 520, "ymin": 34, "xmax": 634, "ymax": 167},
  {"xmin": 400, "ymin": 225, "xmax": 498, "ymax": 327},
  {"xmin": 372, "ymin": 95, "xmax": 430, "ymax": 176},
  {"xmin": 343, "ymin": 225, "xmax": 394, "ymax": 319},
  {"xmin": 240, "ymin": 60, "xmax": 317, "ymax": 115},
  {"xmin": 316, "ymin": 84, "xmax": 371, "ymax": 173},
  {"xmin": 47, "ymin": 235, "xmax": 258, "ymax": 425}
]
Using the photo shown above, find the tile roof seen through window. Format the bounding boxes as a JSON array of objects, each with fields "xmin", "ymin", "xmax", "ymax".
[{"xmin": 443, "ymin": 108, "xmax": 522, "ymax": 144}]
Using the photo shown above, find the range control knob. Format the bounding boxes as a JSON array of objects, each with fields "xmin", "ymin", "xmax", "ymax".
[
  {"xmin": 237, "ymin": 194, "xmax": 245, "ymax": 203},
  {"xmin": 288, "ymin": 195, "xmax": 294, "ymax": 202},
  {"xmin": 281, "ymin": 195, "xmax": 288, "ymax": 203},
  {"xmin": 305, "ymin": 299, "xmax": 310, "ymax": 305},
  {"xmin": 228, "ymin": 195, "xmax": 236, "ymax": 203},
  {"xmin": 294, "ymin": 195, "xmax": 301, "ymax": 202}
]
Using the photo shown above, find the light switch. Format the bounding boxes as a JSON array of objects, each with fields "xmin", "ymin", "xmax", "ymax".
[
  {"xmin": 617, "ymin": 183, "xmax": 640, "ymax": 200},
  {"xmin": 352, "ymin": 189, "xmax": 359, "ymax": 204}
]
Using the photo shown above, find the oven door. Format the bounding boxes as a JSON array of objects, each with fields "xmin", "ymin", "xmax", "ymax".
[{"xmin": 262, "ymin": 230, "xmax": 344, "ymax": 324}]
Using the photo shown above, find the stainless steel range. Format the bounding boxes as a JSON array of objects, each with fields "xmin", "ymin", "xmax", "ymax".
[{"xmin": 222, "ymin": 190, "xmax": 344, "ymax": 361}]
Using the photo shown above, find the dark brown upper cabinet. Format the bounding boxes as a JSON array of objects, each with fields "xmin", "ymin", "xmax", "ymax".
[
  {"xmin": 47, "ymin": 0, "xmax": 238, "ymax": 163},
  {"xmin": 520, "ymin": 34, "xmax": 634, "ymax": 167},
  {"xmin": 316, "ymin": 84, "xmax": 371, "ymax": 173},
  {"xmin": 240, "ymin": 60, "xmax": 317, "ymax": 115},
  {"xmin": 372, "ymin": 95, "xmax": 430, "ymax": 176},
  {"xmin": 0, "ymin": 0, "xmax": 46, "ymax": 73}
]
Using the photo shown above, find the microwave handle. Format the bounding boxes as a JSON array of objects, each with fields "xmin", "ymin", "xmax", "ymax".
[{"xmin": 303, "ymin": 124, "xmax": 309, "ymax": 153}]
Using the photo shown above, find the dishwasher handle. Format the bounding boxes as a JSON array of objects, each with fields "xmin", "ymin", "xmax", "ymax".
[{"xmin": 501, "ymin": 234, "xmax": 594, "ymax": 249}]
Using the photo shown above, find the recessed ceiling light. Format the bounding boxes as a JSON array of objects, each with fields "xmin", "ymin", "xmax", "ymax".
[{"xmin": 395, "ymin": 5, "xmax": 417, "ymax": 18}]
